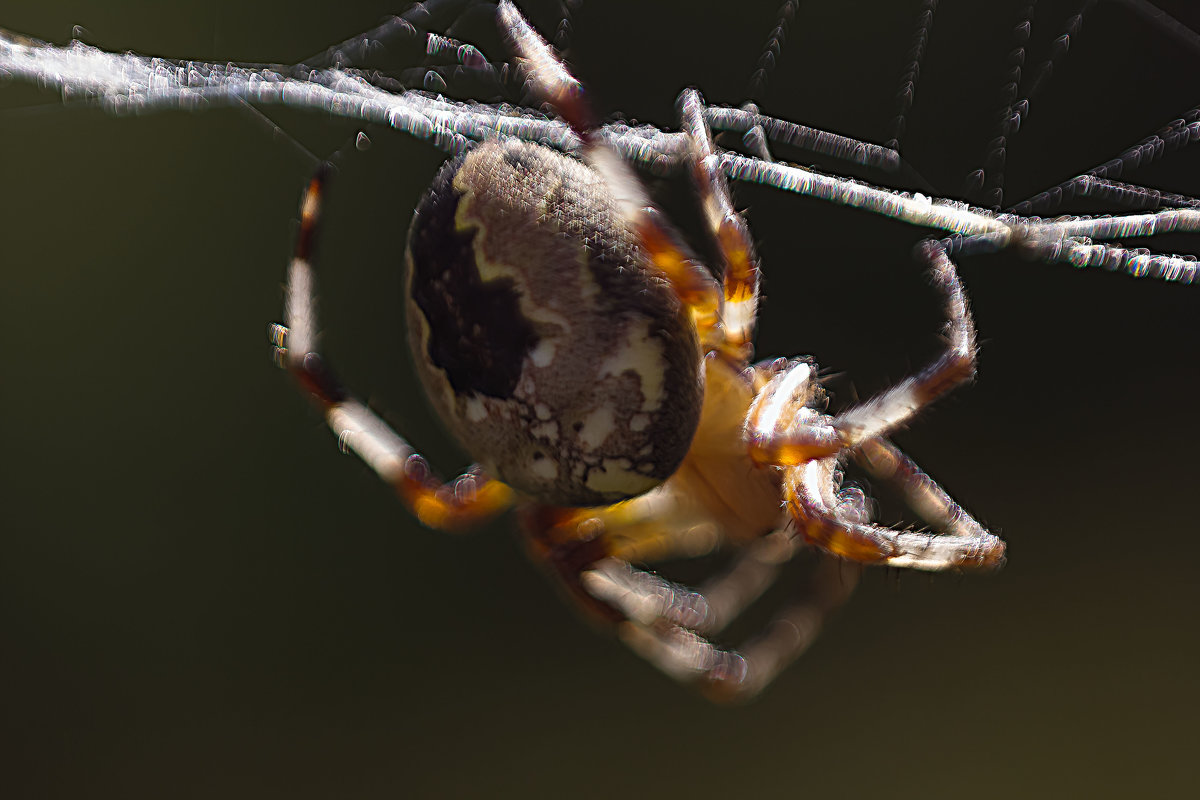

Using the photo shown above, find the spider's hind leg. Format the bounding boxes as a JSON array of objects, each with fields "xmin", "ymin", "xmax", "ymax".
[
  {"xmin": 614, "ymin": 551, "xmax": 860, "ymax": 702},
  {"xmin": 522, "ymin": 503, "xmax": 858, "ymax": 701},
  {"xmin": 269, "ymin": 168, "xmax": 514, "ymax": 531}
]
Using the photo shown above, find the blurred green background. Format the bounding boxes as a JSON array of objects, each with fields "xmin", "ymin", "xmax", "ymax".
[{"xmin": 2, "ymin": 1, "xmax": 1197, "ymax": 797}]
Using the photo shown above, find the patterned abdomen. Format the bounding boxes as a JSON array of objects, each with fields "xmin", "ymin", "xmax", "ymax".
[{"xmin": 406, "ymin": 140, "xmax": 704, "ymax": 505}]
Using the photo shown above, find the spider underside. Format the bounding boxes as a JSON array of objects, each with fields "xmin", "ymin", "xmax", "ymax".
[{"xmin": 269, "ymin": 0, "xmax": 1008, "ymax": 701}]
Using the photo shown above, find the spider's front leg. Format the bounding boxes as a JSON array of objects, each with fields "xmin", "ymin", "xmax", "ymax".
[
  {"xmin": 747, "ymin": 239, "xmax": 1005, "ymax": 570},
  {"xmin": 677, "ymin": 88, "xmax": 763, "ymax": 359},
  {"xmin": 269, "ymin": 169, "xmax": 514, "ymax": 531}
]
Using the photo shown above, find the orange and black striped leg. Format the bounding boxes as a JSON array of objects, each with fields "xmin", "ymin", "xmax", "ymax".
[
  {"xmin": 746, "ymin": 237, "xmax": 977, "ymax": 467},
  {"xmin": 497, "ymin": 1, "xmax": 725, "ymax": 348},
  {"xmin": 744, "ymin": 363, "xmax": 1002, "ymax": 568},
  {"xmin": 678, "ymin": 89, "xmax": 761, "ymax": 361},
  {"xmin": 743, "ymin": 360, "xmax": 1002, "ymax": 569},
  {"xmin": 270, "ymin": 169, "xmax": 513, "ymax": 531},
  {"xmin": 783, "ymin": 446, "xmax": 1004, "ymax": 570}
]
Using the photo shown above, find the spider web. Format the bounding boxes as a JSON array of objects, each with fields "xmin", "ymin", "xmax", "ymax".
[{"xmin": 2, "ymin": 1, "xmax": 1198, "ymax": 282}]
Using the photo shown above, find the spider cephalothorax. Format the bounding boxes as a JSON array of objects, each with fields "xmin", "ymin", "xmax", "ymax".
[
  {"xmin": 269, "ymin": 1, "xmax": 1007, "ymax": 700},
  {"xmin": 406, "ymin": 140, "xmax": 704, "ymax": 505}
]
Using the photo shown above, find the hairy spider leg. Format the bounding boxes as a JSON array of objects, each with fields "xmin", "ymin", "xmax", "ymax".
[
  {"xmin": 747, "ymin": 237, "xmax": 976, "ymax": 466},
  {"xmin": 678, "ymin": 88, "xmax": 762, "ymax": 360},
  {"xmin": 851, "ymin": 437, "xmax": 1001, "ymax": 561},
  {"xmin": 783, "ymin": 435, "xmax": 1003, "ymax": 571},
  {"xmin": 745, "ymin": 238, "xmax": 1004, "ymax": 570},
  {"xmin": 578, "ymin": 532, "xmax": 802, "ymax": 640},
  {"xmin": 614, "ymin": 551, "xmax": 861, "ymax": 702},
  {"xmin": 270, "ymin": 168, "xmax": 514, "ymax": 530},
  {"xmin": 525, "ymin": 493, "xmax": 861, "ymax": 700}
]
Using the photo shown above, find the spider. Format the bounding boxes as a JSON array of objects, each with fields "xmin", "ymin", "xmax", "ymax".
[
  {"xmin": 3, "ymin": 0, "xmax": 1196, "ymax": 704},
  {"xmin": 265, "ymin": 1, "xmax": 1005, "ymax": 701}
]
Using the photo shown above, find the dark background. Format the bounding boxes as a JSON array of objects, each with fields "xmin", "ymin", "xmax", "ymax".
[{"xmin": 2, "ymin": 1, "xmax": 1197, "ymax": 796}]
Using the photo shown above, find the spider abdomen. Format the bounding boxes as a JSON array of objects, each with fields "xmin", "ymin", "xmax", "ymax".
[{"xmin": 406, "ymin": 140, "xmax": 704, "ymax": 506}]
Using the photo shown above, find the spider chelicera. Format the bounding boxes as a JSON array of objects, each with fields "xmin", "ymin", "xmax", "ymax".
[{"xmin": 267, "ymin": 1, "xmax": 1004, "ymax": 701}]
